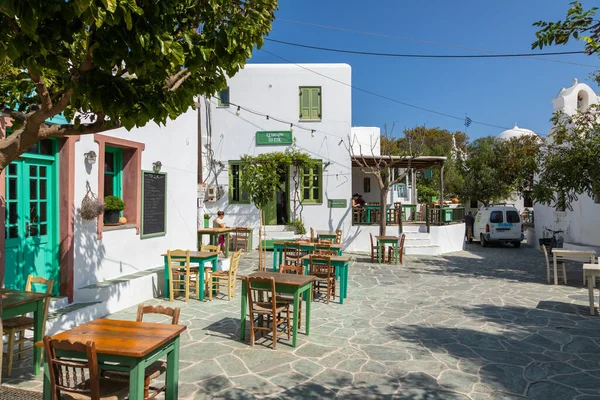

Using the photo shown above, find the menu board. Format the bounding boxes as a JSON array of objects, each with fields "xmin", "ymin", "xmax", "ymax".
[{"xmin": 141, "ymin": 171, "xmax": 167, "ymax": 238}]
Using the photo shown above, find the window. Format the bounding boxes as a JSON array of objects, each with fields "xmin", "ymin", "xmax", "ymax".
[
  {"xmin": 364, "ymin": 177, "xmax": 371, "ymax": 193},
  {"xmin": 490, "ymin": 211, "xmax": 503, "ymax": 223},
  {"xmin": 301, "ymin": 162, "xmax": 322, "ymax": 204},
  {"xmin": 523, "ymin": 191, "xmax": 533, "ymax": 208},
  {"xmin": 506, "ymin": 210, "xmax": 520, "ymax": 223},
  {"xmin": 396, "ymin": 183, "xmax": 408, "ymax": 198},
  {"xmin": 229, "ymin": 161, "xmax": 249, "ymax": 203},
  {"xmin": 104, "ymin": 147, "xmax": 122, "ymax": 198},
  {"xmin": 299, "ymin": 86, "xmax": 321, "ymax": 121},
  {"xmin": 470, "ymin": 199, "xmax": 478, "ymax": 209},
  {"xmin": 218, "ymin": 87, "xmax": 230, "ymax": 107}
]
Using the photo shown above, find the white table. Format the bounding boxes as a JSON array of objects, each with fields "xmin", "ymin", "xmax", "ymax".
[
  {"xmin": 551, "ymin": 249, "xmax": 596, "ymax": 285},
  {"xmin": 583, "ymin": 263, "xmax": 600, "ymax": 315}
]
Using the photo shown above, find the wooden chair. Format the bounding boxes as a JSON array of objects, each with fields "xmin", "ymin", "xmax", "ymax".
[
  {"xmin": 541, "ymin": 244, "xmax": 567, "ymax": 284},
  {"xmin": 44, "ymin": 337, "xmax": 129, "ymax": 400},
  {"xmin": 310, "ymin": 227, "xmax": 315, "ymax": 243},
  {"xmin": 335, "ymin": 229, "xmax": 343, "ymax": 244},
  {"xmin": 3, "ymin": 275, "xmax": 54, "ymax": 377},
  {"xmin": 318, "ymin": 239, "xmax": 333, "ymax": 245},
  {"xmin": 211, "ymin": 250, "xmax": 242, "ymax": 301},
  {"xmin": 167, "ymin": 249, "xmax": 197, "ymax": 302},
  {"xmin": 277, "ymin": 265, "xmax": 305, "ymax": 329},
  {"xmin": 309, "ymin": 255, "xmax": 336, "ymax": 304},
  {"xmin": 234, "ymin": 228, "xmax": 250, "ymax": 252},
  {"xmin": 200, "ymin": 244, "xmax": 221, "ymax": 301},
  {"xmin": 352, "ymin": 207, "xmax": 364, "ymax": 224},
  {"xmin": 388, "ymin": 234, "xmax": 406, "ymax": 265},
  {"xmin": 369, "ymin": 233, "xmax": 382, "ymax": 263},
  {"xmin": 283, "ymin": 243, "xmax": 303, "ymax": 268},
  {"xmin": 314, "ymin": 243, "xmax": 336, "ymax": 256},
  {"xmin": 103, "ymin": 304, "xmax": 181, "ymax": 399},
  {"xmin": 246, "ymin": 276, "xmax": 291, "ymax": 349}
]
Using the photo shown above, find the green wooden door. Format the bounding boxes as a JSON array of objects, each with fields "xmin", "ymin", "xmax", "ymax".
[
  {"xmin": 5, "ymin": 142, "xmax": 59, "ymax": 295},
  {"xmin": 263, "ymin": 195, "xmax": 277, "ymax": 225}
]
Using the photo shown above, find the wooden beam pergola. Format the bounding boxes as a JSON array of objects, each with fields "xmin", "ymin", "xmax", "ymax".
[{"xmin": 350, "ymin": 155, "xmax": 446, "ymax": 169}]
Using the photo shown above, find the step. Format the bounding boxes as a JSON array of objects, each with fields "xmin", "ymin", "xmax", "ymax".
[
  {"xmin": 49, "ymin": 296, "xmax": 70, "ymax": 312},
  {"xmin": 400, "ymin": 225, "xmax": 428, "ymax": 233},
  {"xmin": 404, "ymin": 237, "xmax": 432, "ymax": 246},
  {"xmin": 46, "ymin": 301, "xmax": 104, "ymax": 335},
  {"xmin": 263, "ymin": 225, "xmax": 292, "ymax": 232},
  {"xmin": 404, "ymin": 244, "xmax": 442, "ymax": 256},
  {"xmin": 402, "ymin": 231, "xmax": 431, "ymax": 239}
]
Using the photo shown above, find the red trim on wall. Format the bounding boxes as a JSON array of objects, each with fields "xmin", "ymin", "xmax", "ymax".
[
  {"xmin": 0, "ymin": 117, "xmax": 11, "ymax": 289},
  {"xmin": 58, "ymin": 136, "xmax": 79, "ymax": 302},
  {"xmin": 94, "ymin": 134, "xmax": 145, "ymax": 239}
]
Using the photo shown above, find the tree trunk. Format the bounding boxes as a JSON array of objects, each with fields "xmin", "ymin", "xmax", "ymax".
[{"xmin": 380, "ymin": 186, "xmax": 389, "ymax": 236}]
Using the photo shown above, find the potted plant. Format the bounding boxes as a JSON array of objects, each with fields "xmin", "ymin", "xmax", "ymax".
[
  {"xmin": 104, "ymin": 196, "xmax": 125, "ymax": 225},
  {"xmin": 203, "ymin": 213, "xmax": 210, "ymax": 228}
]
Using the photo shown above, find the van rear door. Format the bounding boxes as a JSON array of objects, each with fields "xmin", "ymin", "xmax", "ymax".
[{"xmin": 503, "ymin": 210, "xmax": 522, "ymax": 239}]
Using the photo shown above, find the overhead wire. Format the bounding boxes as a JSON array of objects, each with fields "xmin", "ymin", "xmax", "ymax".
[
  {"xmin": 260, "ymin": 49, "xmax": 511, "ymax": 130},
  {"xmin": 276, "ymin": 18, "xmax": 600, "ymax": 68},
  {"xmin": 265, "ymin": 38, "xmax": 589, "ymax": 59}
]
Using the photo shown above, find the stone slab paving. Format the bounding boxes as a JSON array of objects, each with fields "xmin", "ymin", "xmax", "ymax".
[{"xmin": 5, "ymin": 243, "xmax": 600, "ymax": 399}]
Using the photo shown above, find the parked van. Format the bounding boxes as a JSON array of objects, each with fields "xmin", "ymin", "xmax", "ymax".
[{"xmin": 473, "ymin": 204, "xmax": 524, "ymax": 248}]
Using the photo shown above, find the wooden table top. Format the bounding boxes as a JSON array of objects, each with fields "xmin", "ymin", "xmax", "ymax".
[
  {"xmin": 316, "ymin": 230, "xmax": 337, "ymax": 236},
  {"xmin": 1, "ymin": 289, "xmax": 51, "ymax": 309},
  {"xmin": 376, "ymin": 236, "xmax": 400, "ymax": 241},
  {"xmin": 274, "ymin": 241, "xmax": 342, "ymax": 249},
  {"xmin": 583, "ymin": 263, "xmax": 600, "ymax": 270},
  {"xmin": 197, "ymin": 227, "xmax": 234, "ymax": 233},
  {"xmin": 300, "ymin": 255, "xmax": 351, "ymax": 263},
  {"xmin": 551, "ymin": 249, "xmax": 596, "ymax": 255},
  {"xmin": 238, "ymin": 272, "xmax": 315, "ymax": 286},
  {"xmin": 35, "ymin": 318, "xmax": 186, "ymax": 357},
  {"xmin": 161, "ymin": 251, "xmax": 219, "ymax": 258}
]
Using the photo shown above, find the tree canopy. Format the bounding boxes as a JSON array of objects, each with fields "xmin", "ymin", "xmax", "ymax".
[{"xmin": 0, "ymin": 0, "xmax": 277, "ymax": 169}]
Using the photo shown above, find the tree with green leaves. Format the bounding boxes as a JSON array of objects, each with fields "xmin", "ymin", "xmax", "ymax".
[
  {"xmin": 0, "ymin": 0, "xmax": 277, "ymax": 170},
  {"xmin": 531, "ymin": 1, "xmax": 600, "ymax": 209},
  {"xmin": 459, "ymin": 136, "xmax": 541, "ymax": 206},
  {"xmin": 240, "ymin": 148, "xmax": 316, "ymax": 271}
]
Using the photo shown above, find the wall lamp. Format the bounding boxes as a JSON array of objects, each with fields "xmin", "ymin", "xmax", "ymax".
[
  {"xmin": 152, "ymin": 161, "xmax": 162, "ymax": 173},
  {"xmin": 84, "ymin": 151, "xmax": 97, "ymax": 165}
]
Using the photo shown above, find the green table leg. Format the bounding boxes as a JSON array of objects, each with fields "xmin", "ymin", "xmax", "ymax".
[
  {"xmin": 292, "ymin": 291, "xmax": 300, "ymax": 347},
  {"xmin": 305, "ymin": 284, "xmax": 312, "ymax": 335},
  {"xmin": 198, "ymin": 260, "xmax": 205, "ymax": 301},
  {"xmin": 165, "ymin": 337, "xmax": 180, "ymax": 399},
  {"xmin": 43, "ymin": 358, "xmax": 51, "ymax": 400},
  {"xmin": 240, "ymin": 284, "xmax": 248, "ymax": 341},
  {"xmin": 33, "ymin": 299, "xmax": 44, "ymax": 375},
  {"xmin": 378, "ymin": 242, "xmax": 383, "ymax": 264},
  {"xmin": 163, "ymin": 256, "xmax": 170, "ymax": 299},
  {"xmin": 249, "ymin": 230, "xmax": 253, "ymax": 251},
  {"xmin": 224, "ymin": 234, "xmax": 230, "ymax": 257},
  {"xmin": 344, "ymin": 263, "xmax": 349, "ymax": 299},
  {"xmin": 338, "ymin": 266, "xmax": 344, "ymax": 305},
  {"xmin": 129, "ymin": 359, "xmax": 146, "ymax": 399},
  {"xmin": 197, "ymin": 232, "xmax": 202, "ymax": 250}
]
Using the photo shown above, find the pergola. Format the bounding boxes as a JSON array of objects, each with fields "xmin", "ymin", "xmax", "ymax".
[{"xmin": 351, "ymin": 155, "xmax": 447, "ymax": 204}]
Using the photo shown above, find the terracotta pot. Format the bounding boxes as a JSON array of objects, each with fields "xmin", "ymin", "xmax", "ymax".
[
  {"xmin": 119, "ymin": 216, "xmax": 127, "ymax": 224},
  {"xmin": 452, "ymin": 198, "xmax": 459, "ymax": 204}
]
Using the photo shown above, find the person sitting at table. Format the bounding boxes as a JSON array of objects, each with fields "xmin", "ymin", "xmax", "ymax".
[
  {"xmin": 213, "ymin": 210, "xmax": 229, "ymax": 253},
  {"xmin": 352, "ymin": 193, "xmax": 366, "ymax": 208}
]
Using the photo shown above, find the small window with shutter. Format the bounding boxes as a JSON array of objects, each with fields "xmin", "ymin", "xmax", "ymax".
[{"xmin": 299, "ymin": 86, "xmax": 322, "ymax": 121}]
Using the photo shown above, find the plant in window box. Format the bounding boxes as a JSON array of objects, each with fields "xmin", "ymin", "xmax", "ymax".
[{"xmin": 103, "ymin": 196, "xmax": 126, "ymax": 225}]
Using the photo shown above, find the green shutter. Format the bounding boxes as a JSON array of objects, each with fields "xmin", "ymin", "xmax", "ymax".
[
  {"xmin": 310, "ymin": 87, "xmax": 321, "ymax": 120},
  {"xmin": 299, "ymin": 87, "xmax": 310, "ymax": 119},
  {"xmin": 300, "ymin": 161, "xmax": 322, "ymax": 204},
  {"xmin": 228, "ymin": 161, "xmax": 249, "ymax": 204},
  {"xmin": 228, "ymin": 162, "xmax": 234, "ymax": 202}
]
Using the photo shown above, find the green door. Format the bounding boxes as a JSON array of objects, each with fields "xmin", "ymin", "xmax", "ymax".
[
  {"xmin": 5, "ymin": 140, "xmax": 59, "ymax": 295},
  {"xmin": 263, "ymin": 170, "xmax": 289, "ymax": 226}
]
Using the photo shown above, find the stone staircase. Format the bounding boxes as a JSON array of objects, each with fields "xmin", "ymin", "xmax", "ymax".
[
  {"xmin": 44, "ymin": 267, "xmax": 164, "ymax": 335},
  {"xmin": 402, "ymin": 225, "xmax": 442, "ymax": 256}
]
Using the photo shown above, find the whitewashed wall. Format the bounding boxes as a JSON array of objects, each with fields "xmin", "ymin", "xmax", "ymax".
[
  {"xmin": 73, "ymin": 110, "xmax": 198, "ymax": 291},
  {"xmin": 199, "ymin": 64, "xmax": 353, "ymax": 245}
]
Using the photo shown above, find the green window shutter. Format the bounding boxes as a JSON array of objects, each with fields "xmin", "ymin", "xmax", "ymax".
[
  {"xmin": 299, "ymin": 87, "xmax": 311, "ymax": 120},
  {"xmin": 218, "ymin": 87, "xmax": 230, "ymax": 107},
  {"xmin": 228, "ymin": 161, "xmax": 249, "ymax": 204},
  {"xmin": 228, "ymin": 162, "xmax": 234, "ymax": 202},
  {"xmin": 310, "ymin": 87, "xmax": 321, "ymax": 120},
  {"xmin": 300, "ymin": 161, "xmax": 322, "ymax": 204}
]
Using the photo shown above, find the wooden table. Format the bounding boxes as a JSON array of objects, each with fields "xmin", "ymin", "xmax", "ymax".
[
  {"xmin": 375, "ymin": 236, "xmax": 400, "ymax": 264},
  {"xmin": 37, "ymin": 318, "xmax": 186, "ymax": 400},
  {"xmin": 551, "ymin": 249, "xmax": 596, "ymax": 285},
  {"xmin": 316, "ymin": 230, "xmax": 337, "ymax": 243},
  {"xmin": 1, "ymin": 289, "xmax": 51, "ymax": 375},
  {"xmin": 364, "ymin": 205, "xmax": 391, "ymax": 224},
  {"xmin": 301, "ymin": 255, "xmax": 351, "ymax": 304},
  {"xmin": 197, "ymin": 228, "xmax": 234, "ymax": 257},
  {"xmin": 583, "ymin": 263, "xmax": 600, "ymax": 315},
  {"xmin": 272, "ymin": 241, "xmax": 342, "ymax": 271},
  {"xmin": 162, "ymin": 251, "xmax": 219, "ymax": 300},
  {"xmin": 238, "ymin": 272, "xmax": 314, "ymax": 347}
]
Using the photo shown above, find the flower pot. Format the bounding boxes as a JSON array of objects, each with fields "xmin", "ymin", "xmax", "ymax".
[
  {"xmin": 104, "ymin": 210, "xmax": 120, "ymax": 225},
  {"xmin": 204, "ymin": 218, "xmax": 210, "ymax": 228}
]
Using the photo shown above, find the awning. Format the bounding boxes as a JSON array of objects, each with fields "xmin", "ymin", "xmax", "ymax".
[{"xmin": 351, "ymin": 155, "xmax": 446, "ymax": 169}]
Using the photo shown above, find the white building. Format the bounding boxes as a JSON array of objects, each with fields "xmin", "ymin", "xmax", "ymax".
[
  {"xmin": 199, "ymin": 63, "xmax": 463, "ymax": 255},
  {"xmin": 533, "ymin": 79, "xmax": 600, "ymax": 248}
]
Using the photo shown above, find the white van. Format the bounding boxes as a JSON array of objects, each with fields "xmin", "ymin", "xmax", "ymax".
[{"xmin": 473, "ymin": 204, "xmax": 524, "ymax": 248}]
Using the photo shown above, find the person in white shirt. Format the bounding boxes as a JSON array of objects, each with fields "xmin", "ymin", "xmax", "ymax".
[{"xmin": 213, "ymin": 210, "xmax": 228, "ymax": 253}]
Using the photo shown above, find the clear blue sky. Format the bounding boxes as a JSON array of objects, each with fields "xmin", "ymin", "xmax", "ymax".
[{"xmin": 248, "ymin": 0, "xmax": 600, "ymax": 140}]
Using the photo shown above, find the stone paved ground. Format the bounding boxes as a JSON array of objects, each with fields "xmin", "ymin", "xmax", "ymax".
[{"xmin": 5, "ymin": 243, "xmax": 600, "ymax": 399}]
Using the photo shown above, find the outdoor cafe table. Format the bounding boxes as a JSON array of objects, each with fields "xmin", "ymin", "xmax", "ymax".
[
  {"xmin": 1, "ymin": 289, "xmax": 50, "ymax": 375},
  {"xmin": 197, "ymin": 227, "xmax": 234, "ymax": 257},
  {"xmin": 363, "ymin": 204, "xmax": 391, "ymax": 224},
  {"xmin": 316, "ymin": 230, "xmax": 337, "ymax": 243},
  {"xmin": 238, "ymin": 272, "xmax": 314, "ymax": 347},
  {"xmin": 551, "ymin": 248, "xmax": 596, "ymax": 285},
  {"xmin": 36, "ymin": 318, "xmax": 186, "ymax": 400},
  {"xmin": 162, "ymin": 251, "xmax": 219, "ymax": 300},
  {"xmin": 375, "ymin": 236, "xmax": 400, "ymax": 264},
  {"xmin": 272, "ymin": 241, "xmax": 343, "ymax": 271},
  {"xmin": 300, "ymin": 255, "xmax": 351, "ymax": 304}
]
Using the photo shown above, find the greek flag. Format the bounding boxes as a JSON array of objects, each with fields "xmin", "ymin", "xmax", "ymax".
[{"xmin": 464, "ymin": 116, "xmax": 472, "ymax": 127}]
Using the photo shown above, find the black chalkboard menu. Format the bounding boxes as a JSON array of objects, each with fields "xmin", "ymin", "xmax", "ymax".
[{"xmin": 141, "ymin": 171, "xmax": 167, "ymax": 238}]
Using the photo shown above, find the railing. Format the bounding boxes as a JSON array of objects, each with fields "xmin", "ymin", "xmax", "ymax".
[
  {"xmin": 425, "ymin": 206, "xmax": 466, "ymax": 233},
  {"xmin": 352, "ymin": 204, "xmax": 466, "ymax": 230}
]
